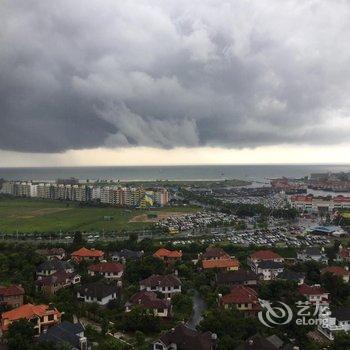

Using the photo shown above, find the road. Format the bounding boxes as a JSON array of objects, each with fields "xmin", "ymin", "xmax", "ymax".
[{"xmin": 186, "ymin": 291, "xmax": 207, "ymax": 330}]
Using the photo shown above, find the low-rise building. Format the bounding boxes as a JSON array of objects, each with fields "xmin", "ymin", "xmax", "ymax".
[
  {"xmin": 76, "ymin": 282, "xmax": 119, "ymax": 306},
  {"xmin": 247, "ymin": 250, "xmax": 284, "ymax": 270},
  {"xmin": 36, "ymin": 271, "xmax": 81, "ymax": 295},
  {"xmin": 151, "ymin": 324, "xmax": 217, "ymax": 350},
  {"xmin": 219, "ymin": 285, "xmax": 261, "ymax": 316},
  {"xmin": 0, "ymin": 285, "xmax": 25, "ymax": 309},
  {"xmin": 298, "ymin": 284, "xmax": 329, "ymax": 305},
  {"xmin": 36, "ymin": 260, "xmax": 74, "ymax": 277},
  {"xmin": 71, "ymin": 247, "xmax": 104, "ymax": 263},
  {"xmin": 297, "ymin": 247, "xmax": 328, "ymax": 264},
  {"xmin": 202, "ymin": 258, "xmax": 240, "ymax": 272},
  {"xmin": 0, "ymin": 303, "xmax": 61, "ymax": 336},
  {"xmin": 153, "ymin": 248, "xmax": 182, "ymax": 264},
  {"xmin": 88, "ymin": 262, "xmax": 124, "ymax": 280},
  {"xmin": 200, "ymin": 247, "xmax": 231, "ymax": 261},
  {"xmin": 216, "ymin": 269, "xmax": 259, "ymax": 288},
  {"xmin": 38, "ymin": 321, "xmax": 90, "ymax": 350},
  {"xmin": 125, "ymin": 291, "xmax": 171, "ymax": 318},
  {"xmin": 140, "ymin": 274, "xmax": 181, "ymax": 298},
  {"xmin": 336, "ymin": 245, "xmax": 350, "ymax": 262},
  {"xmin": 318, "ymin": 306, "xmax": 350, "ymax": 340},
  {"xmin": 321, "ymin": 266, "xmax": 350, "ymax": 283},
  {"xmin": 36, "ymin": 248, "xmax": 66, "ymax": 261},
  {"xmin": 278, "ymin": 270, "xmax": 305, "ymax": 285},
  {"xmin": 254, "ymin": 261, "xmax": 284, "ymax": 281},
  {"xmin": 111, "ymin": 249, "xmax": 144, "ymax": 262}
]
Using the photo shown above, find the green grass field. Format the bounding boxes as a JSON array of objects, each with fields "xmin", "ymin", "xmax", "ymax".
[{"xmin": 0, "ymin": 198, "xmax": 199, "ymax": 234}]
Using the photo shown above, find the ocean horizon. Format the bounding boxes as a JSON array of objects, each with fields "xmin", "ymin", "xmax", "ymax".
[{"xmin": 0, "ymin": 164, "xmax": 349, "ymax": 182}]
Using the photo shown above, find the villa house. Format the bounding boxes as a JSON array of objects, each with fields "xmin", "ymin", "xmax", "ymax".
[
  {"xmin": 336, "ymin": 245, "xmax": 350, "ymax": 263},
  {"xmin": 151, "ymin": 324, "xmax": 218, "ymax": 350},
  {"xmin": 76, "ymin": 282, "xmax": 119, "ymax": 306},
  {"xmin": 298, "ymin": 284, "xmax": 329, "ymax": 305},
  {"xmin": 248, "ymin": 250, "xmax": 284, "ymax": 269},
  {"xmin": 36, "ymin": 271, "xmax": 81, "ymax": 295},
  {"xmin": 140, "ymin": 274, "xmax": 181, "ymax": 298},
  {"xmin": 0, "ymin": 303, "xmax": 61, "ymax": 336},
  {"xmin": 0, "ymin": 285, "xmax": 25, "ymax": 309},
  {"xmin": 153, "ymin": 248, "xmax": 182, "ymax": 264},
  {"xmin": 88, "ymin": 262, "xmax": 124, "ymax": 280},
  {"xmin": 111, "ymin": 249, "xmax": 144, "ymax": 262},
  {"xmin": 278, "ymin": 270, "xmax": 305, "ymax": 285},
  {"xmin": 36, "ymin": 248, "xmax": 66, "ymax": 261},
  {"xmin": 199, "ymin": 247, "xmax": 231, "ymax": 260},
  {"xmin": 36, "ymin": 260, "xmax": 74, "ymax": 277},
  {"xmin": 219, "ymin": 285, "xmax": 261, "ymax": 316},
  {"xmin": 71, "ymin": 247, "xmax": 104, "ymax": 263},
  {"xmin": 254, "ymin": 261, "xmax": 284, "ymax": 281},
  {"xmin": 216, "ymin": 269, "xmax": 259, "ymax": 288},
  {"xmin": 125, "ymin": 291, "xmax": 171, "ymax": 318},
  {"xmin": 38, "ymin": 321, "xmax": 90, "ymax": 350},
  {"xmin": 297, "ymin": 247, "xmax": 328, "ymax": 264},
  {"xmin": 318, "ymin": 306, "xmax": 350, "ymax": 340},
  {"xmin": 321, "ymin": 266, "xmax": 350, "ymax": 283},
  {"xmin": 202, "ymin": 258, "xmax": 240, "ymax": 272}
]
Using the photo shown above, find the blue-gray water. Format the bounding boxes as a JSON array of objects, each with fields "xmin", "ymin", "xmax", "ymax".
[{"xmin": 0, "ymin": 164, "xmax": 349, "ymax": 182}]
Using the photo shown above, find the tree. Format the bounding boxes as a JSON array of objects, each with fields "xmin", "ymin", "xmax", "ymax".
[
  {"xmin": 171, "ymin": 293, "xmax": 193, "ymax": 321},
  {"xmin": 332, "ymin": 332, "xmax": 350, "ymax": 350},
  {"xmin": 7, "ymin": 319, "xmax": 35, "ymax": 350}
]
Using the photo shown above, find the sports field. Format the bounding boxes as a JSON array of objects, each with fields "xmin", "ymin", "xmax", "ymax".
[{"xmin": 0, "ymin": 198, "xmax": 199, "ymax": 234}]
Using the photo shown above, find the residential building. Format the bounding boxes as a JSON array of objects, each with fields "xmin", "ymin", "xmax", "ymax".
[
  {"xmin": 321, "ymin": 266, "xmax": 350, "ymax": 283},
  {"xmin": 125, "ymin": 291, "xmax": 171, "ymax": 318},
  {"xmin": 336, "ymin": 245, "xmax": 350, "ymax": 262},
  {"xmin": 71, "ymin": 247, "xmax": 104, "ymax": 263},
  {"xmin": 76, "ymin": 282, "xmax": 119, "ymax": 306},
  {"xmin": 0, "ymin": 285, "xmax": 25, "ymax": 309},
  {"xmin": 202, "ymin": 258, "xmax": 240, "ymax": 271},
  {"xmin": 247, "ymin": 250, "xmax": 284, "ymax": 270},
  {"xmin": 38, "ymin": 321, "xmax": 90, "ymax": 350},
  {"xmin": 153, "ymin": 248, "xmax": 182, "ymax": 264},
  {"xmin": 151, "ymin": 324, "xmax": 217, "ymax": 350},
  {"xmin": 235, "ymin": 334, "xmax": 289, "ymax": 350},
  {"xmin": 111, "ymin": 249, "xmax": 144, "ymax": 262},
  {"xmin": 0, "ymin": 304, "xmax": 61, "ymax": 336},
  {"xmin": 216, "ymin": 269, "xmax": 259, "ymax": 288},
  {"xmin": 289, "ymin": 194, "xmax": 350, "ymax": 212},
  {"xmin": 278, "ymin": 270, "xmax": 305, "ymax": 285},
  {"xmin": 36, "ymin": 248, "xmax": 66, "ymax": 261},
  {"xmin": 318, "ymin": 306, "xmax": 350, "ymax": 340},
  {"xmin": 254, "ymin": 261, "xmax": 284, "ymax": 280},
  {"xmin": 297, "ymin": 247, "xmax": 328, "ymax": 264},
  {"xmin": 219, "ymin": 285, "xmax": 261, "ymax": 316},
  {"xmin": 36, "ymin": 260, "xmax": 74, "ymax": 277},
  {"xmin": 200, "ymin": 247, "xmax": 231, "ymax": 260},
  {"xmin": 298, "ymin": 284, "xmax": 329, "ymax": 305},
  {"xmin": 36, "ymin": 271, "xmax": 81, "ymax": 295},
  {"xmin": 140, "ymin": 274, "xmax": 181, "ymax": 298},
  {"xmin": 88, "ymin": 262, "xmax": 124, "ymax": 280}
]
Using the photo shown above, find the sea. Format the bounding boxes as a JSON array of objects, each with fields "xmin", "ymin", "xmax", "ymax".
[{"xmin": 0, "ymin": 164, "xmax": 349, "ymax": 183}]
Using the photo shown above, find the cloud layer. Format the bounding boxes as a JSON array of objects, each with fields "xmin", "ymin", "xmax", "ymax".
[{"xmin": 1, "ymin": 0, "xmax": 350, "ymax": 153}]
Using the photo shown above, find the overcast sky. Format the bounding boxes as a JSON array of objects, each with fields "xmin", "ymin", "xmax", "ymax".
[{"xmin": 1, "ymin": 0, "xmax": 350, "ymax": 166}]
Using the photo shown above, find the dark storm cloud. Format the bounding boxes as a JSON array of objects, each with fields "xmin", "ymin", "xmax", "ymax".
[{"xmin": 1, "ymin": 0, "xmax": 350, "ymax": 153}]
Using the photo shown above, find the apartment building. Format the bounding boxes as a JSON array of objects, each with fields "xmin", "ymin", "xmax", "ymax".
[{"xmin": 289, "ymin": 194, "xmax": 350, "ymax": 212}]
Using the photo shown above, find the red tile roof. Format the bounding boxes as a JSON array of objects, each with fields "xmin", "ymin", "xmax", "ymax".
[
  {"xmin": 221, "ymin": 285, "xmax": 259, "ymax": 304},
  {"xmin": 153, "ymin": 248, "xmax": 182, "ymax": 259},
  {"xmin": 321, "ymin": 266, "xmax": 350, "ymax": 277},
  {"xmin": 88, "ymin": 262, "xmax": 124, "ymax": 273},
  {"xmin": 339, "ymin": 248, "xmax": 350, "ymax": 258},
  {"xmin": 71, "ymin": 247, "xmax": 104, "ymax": 258},
  {"xmin": 298, "ymin": 284, "xmax": 327, "ymax": 296},
  {"xmin": 1, "ymin": 304, "xmax": 61, "ymax": 330},
  {"xmin": 250, "ymin": 250, "xmax": 282, "ymax": 261},
  {"xmin": 202, "ymin": 258, "xmax": 239, "ymax": 270},
  {"xmin": 0, "ymin": 285, "xmax": 25, "ymax": 297}
]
